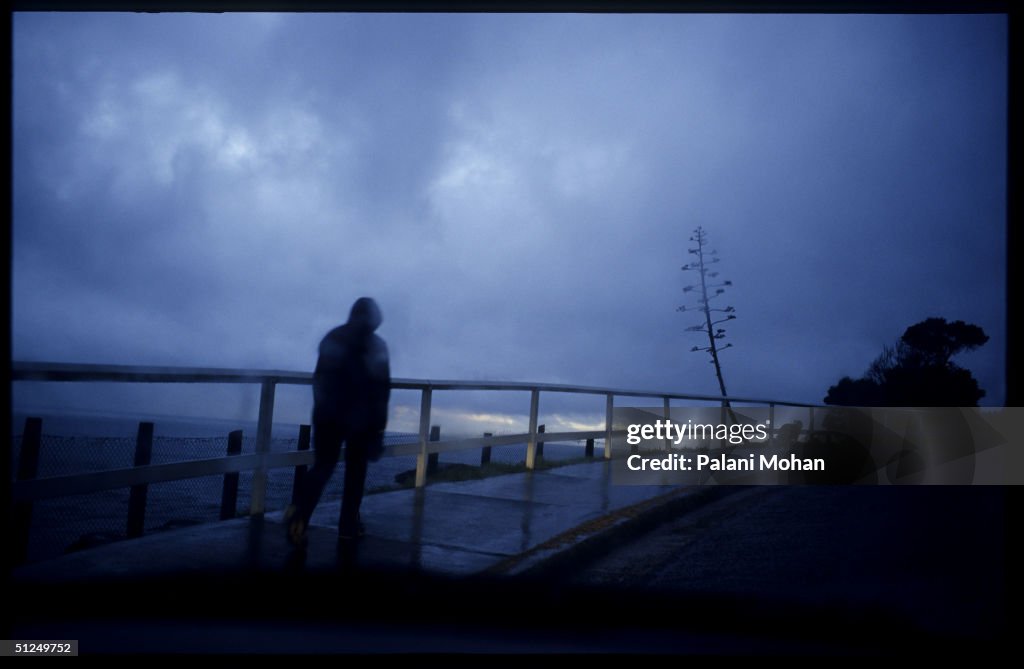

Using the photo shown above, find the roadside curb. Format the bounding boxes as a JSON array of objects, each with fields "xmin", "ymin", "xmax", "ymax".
[{"xmin": 486, "ymin": 484, "xmax": 748, "ymax": 579}]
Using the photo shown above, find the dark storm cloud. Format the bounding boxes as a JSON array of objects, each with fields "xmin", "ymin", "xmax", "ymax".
[{"xmin": 12, "ymin": 12, "xmax": 1007, "ymax": 428}]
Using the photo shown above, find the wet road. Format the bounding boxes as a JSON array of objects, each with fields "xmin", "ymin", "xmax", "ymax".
[
  {"xmin": 9, "ymin": 484, "xmax": 1008, "ymax": 654},
  {"xmin": 570, "ymin": 486, "xmax": 1007, "ymax": 644}
]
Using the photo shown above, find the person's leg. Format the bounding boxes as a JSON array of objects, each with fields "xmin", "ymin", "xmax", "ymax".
[
  {"xmin": 339, "ymin": 433, "xmax": 371, "ymax": 537},
  {"xmin": 294, "ymin": 420, "xmax": 343, "ymax": 526}
]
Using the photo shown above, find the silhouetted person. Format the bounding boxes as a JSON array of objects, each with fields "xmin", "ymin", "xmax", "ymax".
[{"xmin": 286, "ymin": 297, "xmax": 391, "ymax": 545}]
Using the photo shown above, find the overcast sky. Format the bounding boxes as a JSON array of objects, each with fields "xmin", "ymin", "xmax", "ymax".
[{"xmin": 11, "ymin": 12, "xmax": 1008, "ymax": 432}]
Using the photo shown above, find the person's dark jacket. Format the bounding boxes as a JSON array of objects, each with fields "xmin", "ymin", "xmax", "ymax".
[{"xmin": 312, "ymin": 297, "xmax": 391, "ymax": 434}]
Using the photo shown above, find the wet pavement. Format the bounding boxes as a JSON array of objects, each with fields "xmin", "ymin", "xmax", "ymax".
[
  {"xmin": 11, "ymin": 461, "xmax": 684, "ymax": 582},
  {"xmin": 570, "ymin": 485, "xmax": 1008, "ymax": 641},
  {"xmin": 7, "ymin": 467, "xmax": 1010, "ymax": 654}
]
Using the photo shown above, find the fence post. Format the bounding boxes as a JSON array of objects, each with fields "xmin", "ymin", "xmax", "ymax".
[
  {"xmin": 249, "ymin": 379, "xmax": 276, "ymax": 515},
  {"xmin": 604, "ymin": 393, "xmax": 614, "ymax": 459},
  {"xmin": 415, "ymin": 387, "xmax": 432, "ymax": 488},
  {"xmin": 481, "ymin": 432, "xmax": 492, "ymax": 465},
  {"xmin": 127, "ymin": 421, "xmax": 154, "ymax": 538},
  {"xmin": 663, "ymin": 397, "xmax": 671, "ymax": 451},
  {"xmin": 585, "ymin": 438, "xmax": 595, "ymax": 458},
  {"xmin": 525, "ymin": 388, "xmax": 540, "ymax": 470},
  {"xmin": 13, "ymin": 417, "xmax": 43, "ymax": 565},
  {"xmin": 427, "ymin": 425, "xmax": 441, "ymax": 475},
  {"xmin": 220, "ymin": 429, "xmax": 244, "ymax": 520},
  {"xmin": 290, "ymin": 424, "xmax": 311, "ymax": 506},
  {"xmin": 536, "ymin": 424, "xmax": 545, "ymax": 462}
]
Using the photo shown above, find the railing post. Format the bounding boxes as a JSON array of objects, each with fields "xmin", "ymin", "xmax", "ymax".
[
  {"xmin": 290, "ymin": 424, "xmax": 311, "ymax": 506},
  {"xmin": 481, "ymin": 433, "xmax": 492, "ymax": 465},
  {"xmin": 13, "ymin": 417, "xmax": 43, "ymax": 566},
  {"xmin": 127, "ymin": 421, "xmax": 154, "ymax": 538},
  {"xmin": 585, "ymin": 438, "xmax": 595, "ymax": 458},
  {"xmin": 427, "ymin": 425, "xmax": 441, "ymax": 475},
  {"xmin": 769, "ymin": 403, "xmax": 776, "ymax": 445},
  {"xmin": 663, "ymin": 397, "xmax": 671, "ymax": 451},
  {"xmin": 536, "ymin": 424, "xmax": 545, "ymax": 462},
  {"xmin": 604, "ymin": 393, "xmax": 614, "ymax": 459},
  {"xmin": 525, "ymin": 388, "xmax": 540, "ymax": 470},
  {"xmin": 415, "ymin": 387, "xmax": 432, "ymax": 488},
  {"xmin": 719, "ymin": 401, "xmax": 728, "ymax": 449},
  {"xmin": 249, "ymin": 379, "xmax": 276, "ymax": 515},
  {"xmin": 220, "ymin": 429, "xmax": 244, "ymax": 520}
]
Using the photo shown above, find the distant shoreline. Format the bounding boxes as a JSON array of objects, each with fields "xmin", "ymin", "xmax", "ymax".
[{"xmin": 12, "ymin": 410, "xmax": 311, "ymax": 439}]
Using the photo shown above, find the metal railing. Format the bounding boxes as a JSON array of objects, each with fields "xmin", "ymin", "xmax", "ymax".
[{"xmin": 11, "ymin": 361, "xmax": 818, "ymax": 561}]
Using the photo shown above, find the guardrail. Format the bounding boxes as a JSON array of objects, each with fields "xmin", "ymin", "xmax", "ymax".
[{"xmin": 11, "ymin": 361, "xmax": 819, "ymax": 562}]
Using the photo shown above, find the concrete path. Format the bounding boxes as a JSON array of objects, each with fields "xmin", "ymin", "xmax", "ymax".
[{"xmin": 12, "ymin": 461, "xmax": 685, "ymax": 582}]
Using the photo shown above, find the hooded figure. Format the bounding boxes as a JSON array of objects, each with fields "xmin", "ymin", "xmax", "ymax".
[
  {"xmin": 313, "ymin": 297, "xmax": 390, "ymax": 434},
  {"xmin": 287, "ymin": 297, "xmax": 391, "ymax": 545}
]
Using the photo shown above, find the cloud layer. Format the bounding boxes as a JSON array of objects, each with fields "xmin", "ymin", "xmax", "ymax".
[{"xmin": 12, "ymin": 13, "xmax": 1008, "ymax": 428}]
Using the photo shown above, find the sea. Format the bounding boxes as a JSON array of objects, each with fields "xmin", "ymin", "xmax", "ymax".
[{"xmin": 10, "ymin": 411, "xmax": 590, "ymax": 564}]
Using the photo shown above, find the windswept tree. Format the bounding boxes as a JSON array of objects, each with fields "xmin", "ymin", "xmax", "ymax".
[
  {"xmin": 678, "ymin": 226, "xmax": 736, "ymax": 406},
  {"xmin": 825, "ymin": 317, "xmax": 989, "ymax": 406}
]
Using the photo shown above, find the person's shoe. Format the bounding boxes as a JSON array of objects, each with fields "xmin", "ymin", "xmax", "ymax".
[
  {"xmin": 338, "ymin": 519, "xmax": 365, "ymax": 541},
  {"xmin": 283, "ymin": 505, "xmax": 307, "ymax": 548}
]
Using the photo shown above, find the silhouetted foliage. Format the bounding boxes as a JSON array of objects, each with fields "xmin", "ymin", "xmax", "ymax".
[
  {"xmin": 824, "ymin": 377, "xmax": 883, "ymax": 406},
  {"xmin": 825, "ymin": 317, "xmax": 989, "ymax": 407},
  {"xmin": 900, "ymin": 317, "xmax": 988, "ymax": 367},
  {"xmin": 865, "ymin": 344, "xmax": 901, "ymax": 385}
]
